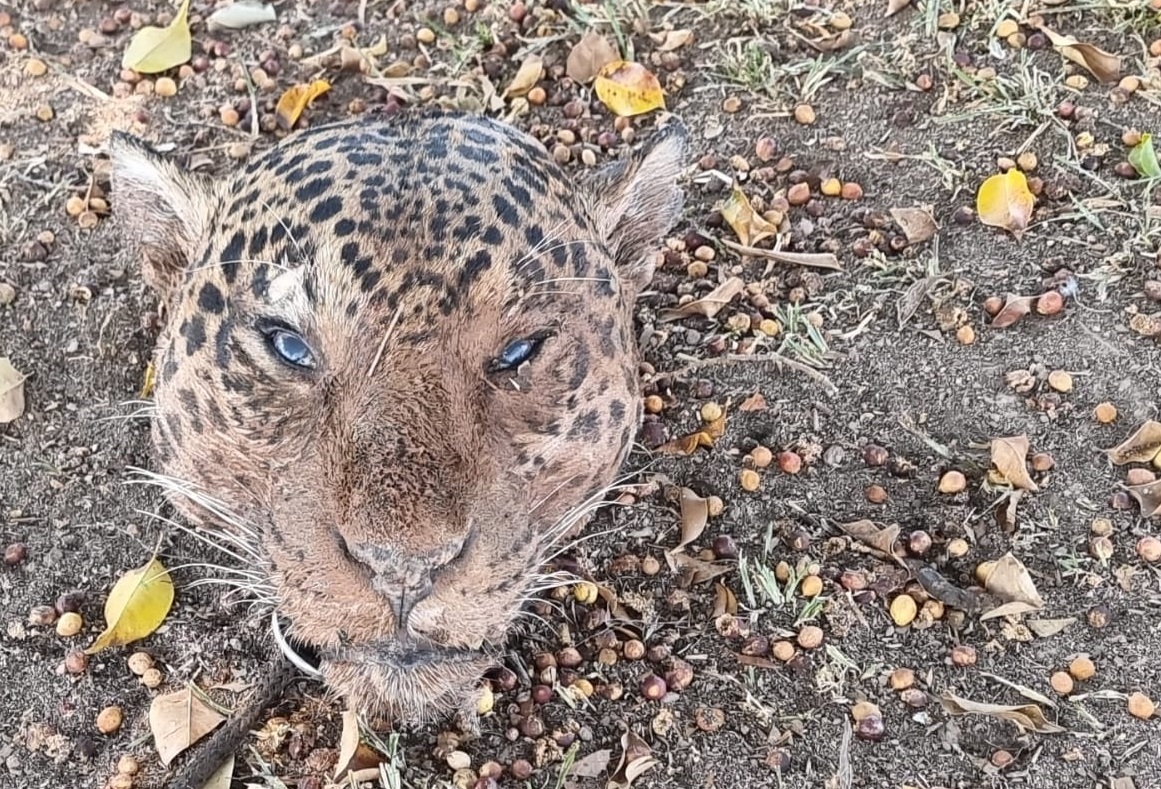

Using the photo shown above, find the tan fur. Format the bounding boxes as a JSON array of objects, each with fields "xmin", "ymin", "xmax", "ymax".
[{"xmin": 110, "ymin": 111, "xmax": 685, "ymax": 721}]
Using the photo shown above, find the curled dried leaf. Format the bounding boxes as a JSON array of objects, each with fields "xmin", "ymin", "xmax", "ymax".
[
  {"xmin": 989, "ymin": 435, "xmax": 1039, "ymax": 491},
  {"xmin": 890, "ymin": 205, "xmax": 938, "ymax": 244},
  {"xmin": 658, "ymin": 277, "xmax": 745, "ymax": 322},
  {"xmin": 275, "ymin": 80, "xmax": 331, "ymax": 131},
  {"xmin": 672, "ymin": 488, "xmax": 709, "ymax": 553},
  {"xmin": 0, "ymin": 357, "xmax": 27, "ymax": 423},
  {"xmin": 721, "ymin": 185, "xmax": 778, "ymax": 247},
  {"xmin": 990, "ymin": 293, "xmax": 1034, "ymax": 328},
  {"xmin": 977, "ymin": 552, "xmax": 1044, "ymax": 609},
  {"xmin": 1105, "ymin": 421, "xmax": 1161, "ymax": 465},
  {"xmin": 840, "ymin": 519, "xmax": 901, "ymax": 560},
  {"xmin": 1036, "ymin": 26, "xmax": 1121, "ymax": 84},
  {"xmin": 566, "ymin": 30, "xmax": 618, "ymax": 84},
  {"xmin": 666, "ymin": 553, "xmax": 733, "ymax": 586},
  {"xmin": 608, "ymin": 731, "xmax": 658, "ymax": 789},
  {"xmin": 503, "ymin": 55, "xmax": 544, "ymax": 99},
  {"xmin": 149, "ymin": 688, "xmax": 226, "ymax": 766},
  {"xmin": 1126, "ymin": 478, "xmax": 1161, "ymax": 517},
  {"xmin": 940, "ymin": 692, "xmax": 1066, "ymax": 734}
]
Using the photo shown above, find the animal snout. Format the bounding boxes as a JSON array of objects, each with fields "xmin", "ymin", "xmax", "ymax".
[{"xmin": 343, "ymin": 530, "xmax": 469, "ymax": 622}]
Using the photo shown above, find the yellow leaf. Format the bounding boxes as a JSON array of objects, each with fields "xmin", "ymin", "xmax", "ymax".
[
  {"xmin": 122, "ymin": 0, "xmax": 192, "ymax": 74},
  {"xmin": 594, "ymin": 61, "xmax": 665, "ymax": 118},
  {"xmin": 85, "ymin": 557, "xmax": 174, "ymax": 654},
  {"xmin": 139, "ymin": 360, "xmax": 156, "ymax": 399},
  {"xmin": 149, "ymin": 688, "xmax": 226, "ymax": 766},
  {"xmin": 720, "ymin": 185, "xmax": 778, "ymax": 247},
  {"xmin": 275, "ymin": 80, "xmax": 331, "ymax": 131},
  {"xmin": 976, "ymin": 169, "xmax": 1035, "ymax": 237}
]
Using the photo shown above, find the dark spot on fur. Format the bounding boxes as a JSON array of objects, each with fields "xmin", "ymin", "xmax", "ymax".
[{"xmin": 198, "ymin": 282, "xmax": 225, "ymax": 315}]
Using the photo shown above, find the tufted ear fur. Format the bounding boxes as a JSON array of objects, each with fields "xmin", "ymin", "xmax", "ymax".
[
  {"xmin": 583, "ymin": 119, "xmax": 688, "ymax": 293},
  {"xmin": 108, "ymin": 132, "xmax": 215, "ymax": 305}
]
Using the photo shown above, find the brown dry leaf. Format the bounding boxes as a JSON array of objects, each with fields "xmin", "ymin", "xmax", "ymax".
[
  {"xmin": 667, "ymin": 553, "xmax": 733, "ymax": 586},
  {"xmin": 658, "ymin": 277, "xmax": 745, "ymax": 322},
  {"xmin": 572, "ymin": 749, "xmax": 613, "ymax": 779},
  {"xmin": 671, "ymin": 488, "xmax": 709, "ymax": 553},
  {"xmin": 566, "ymin": 31, "xmax": 618, "ymax": 84},
  {"xmin": 736, "ymin": 653, "xmax": 778, "ymax": 669},
  {"xmin": 593, "ymin": 61, "xmax": 665, "ymax": 117},
  {"xmin": 595, "ymin": 584, "xmax": 633, "ymax": 623},
  {"xmin": 809, "ymin": 29, "xmax": 857, "ymax": 53},
  {"xmin": 274, "ymin": 80, "xmax": 331, "ymax": 131},
  {"xmin": 651, "ymin": 29, "xmax": 694, "ymax": 51},
  {"xmin": 1106, "ymin": 421, "xmax": 1161, "ymax": 466},
  {"xmin": 149, "ymin": 688, "xmax": 226, "ymax": 766},
  {"xmin": 885, "ymin": 0, "xmax": 911, "ymax": 16},
  {"xmin": 607, "ymin": 731, "xmax": 658, "ymax": 789},
  {"xmin": 940, "ymin": 692, "xmax": 1066, "ymax": 734},
  {"xmin": 978, "ymin": 552, "xmax": 1044, "ymax": 609},
  {"xmin": 990, "ymin": 435, "xmax": 1039, "ymax": 491},
  {"xmin": 840, "ymin": 519, "xmax": 901, "ymax": 560},
  {"xmin": 721, "ymin": 185, "xmax": 778, "ymax": 247},
  {"xmin": 1037, "ymin": 26, "xmax": 1121, "ymax": 83},
  {"xmin": 738, "ymin": 392, "xmax": 767, "ymax": 412},
  {"xmin": 503, "ymin": 55, "xmax": 544, "ymax": 99},
  {"xmin": 896, "ymin": 276, "xmax": 932, "ymax": 329},
  {"xmin": 1126, "ymin": 478, "xmax": 1161, "ymax": 517},
  {"xmin": 890, "ymin": 206, "xmax": 938, "ymax": 244},
  {"xmin": 201, "ymin": 755, "xmax": 235, "ymax": 789},
  {"xmin": 990, "ymin": 294, "xmax": 1034, "ymax": 329},
  {"xmin": 655, "ymin": 432, "xmax": 705, "ymax": 456},
  {"xmin": 333, "ymin": 709, "xmax": 386, "ymax": 778},
  {"xmin": 0, "ymin": 357, "xmax": 27, "ymax": 423},
  {"xmin": 712, "ymin": 581, "xmax": 738, "ymax": 618},
  {"xmin": 977, "ymin": 169, "xmax": 1035, "ymax": 237},
  {"xmin": 1027, "ymin": 618, "xmax": 1076, "ymax": 638}
]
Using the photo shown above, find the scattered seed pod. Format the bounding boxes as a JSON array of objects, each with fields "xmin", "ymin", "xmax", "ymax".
[
  {"xmin": 700, "ymin": 402, "xmax": 723, "ymax": 423},
  {"xmin": 140, "ymin": 667, "xmax": 163, "ymax": 688},
  {"xmin": 982, "ymin": 295, "xmax": 1003, "ymax": 316},
  {"xmin": 946, "ymin": 538, "xmax": 969, "ymax": 558},
  {"xmin": 1127, "ymin": 468, "xmax": 1156, "ymax": 487},
  {"xmin": 740, "ymin": 635, "xmax": 770, "ymax": 656},
  {"xmin": 1137, "ymin": 536, "xmax": 1161, "ymax": 563},
  {"xmin": 1090, "ymin": 536, "xmax": 1114, "ymax": 561},
  {"xmin": 890, "ymin": 594, "xmax": 918, "ymax": 626},
  {"xmin": 1093, "ymin": 402, "xmax": 1117, "ymax": 423},
  {"xmin": 641, "ymin": 555, "xmax": 661, "ymax": 575},
  {"xmin": 694, "ymin": 706, "xmax": 726, "ymax": 732},
  {"xmin": 1050, "ymin": 671, "xmax": 1074, "ymax": 695},
  {"xmin": 711, "ymin": 534, "xmax": 738, "ymax": 559},
  {"xmin": 854, "ymin": 711, "xmax": 885, "ymax": 741},
  {"xmin": 950, "ymin": 644, "xmax": 977, "ymax": 667},
  {"xmin": 1090, "ymin": 518, "xmax": 1113, "ymax": 537},
  {"xmin": 774, "ymin": 560, "xmax": 792, "ymax": 583},
  {"xmin": 889, "ymin": 667, "xmax": 915, "ymax": 690},
  {"xmin": 840, "ymin": 181, "xmax": 863, "ymax": 200},
  {"xmin": 108, "ymin": 774, "xmax": 133, "ymax": 789},
  {"xmin": 623, "ymin": 639, "xmax": 646, "ymax": 661},
  {"xmin": 1087, "ymin": 605, "xmax": 1111, "ymax": 629},
  {"xmin": 865, "ymin": 484, "xmax": 887, "ymax": 504},
  {"xmin": 739, "ymin": 468, "xmax": 760, "ymax": 492},
  {"xmin": 644, "ymin": 394, "xmax": 664, "ymax": 414},
  {"xmin": 796, "ymin": 625, "xmax": 823, "ymax": 650},
  {"xmin": 1047, "ymin": 370, "xmax": 1073, "ymax": 392},
  {"xmin": 749, "ymin": 446, "xmax": 773, "ymax": 468},
  {"xmin": 778, "ymin": 451, "xmax": 803, "ymax": 474},
  {"xmin": 64, "ymin": 650, "xmax": 89, "ymax": 674},
  {"xmin": 476, "ymin": 684, "xmax": 494, "ymax": 715},
  {"xmin": 771, "ymin": 640, "xmax": 795, "ymax": 662},
  {"xmin": 447, "ymin": 751, "xmax": 471, "ymax": 770},
  {"xmin": 56, "ymin": 612, "xmax": 82, "ymax": 637},
  {"xmin": 862, "ymin": 444, "xmax": 888, "ymax": 467},
  {"xmin": 3, "ymin": 542, "xmax": 26, "ymax": 565},
  {"xmin": 955, "ymin": 325, "xmax": 975, "ymax": 345},
  {"xmin": 1128, "ymin": 692, "xmax": 1155, "ymax": 720},
  {"xmin": 900, "ymin": 688, "xmax": 928, "ymax": 707},
  {"xmin": 1036, "ymin": 290, "xmax": 1064, "ymax": 315},
  {"xmin": 510, "ymin": 759, "xmax": 533, "ymax": 780},
  {"xmin": 640, "ymin": 674, "xmax": 667, "ymax": 700},
  {"xmin": 116, "ymin": 755, "xmax": 140, "ymax": 776},
  {"xmin": 665, "ymin": 658, "xmax": 694, "ymax": 691},
  {"xmin": 1068, "ymin": 655, "xmax": 1096, "ymax": 681},
  {"xmin": 479, "ymin": 761, "xmax": 503, "ymax": 780},
  {"xmin": 991, "ymin": 750, "xmax": 1015, "ymax": 769},
  {"xmin": 907, "ymin": 530, "xmax": 932, "ymax": 556},
  {"xmin": 572, "ymin": 581, "xmax": 598, "ymax": 605},
  {"xmin": 800, "ymin": 575, "xmax": 823, "ymax": 597},
  {"xmin": 793, "ymin": 104, "xmax": 816, "ymax": 125},
  {"xmin": 937, "ymin": 470, "xmax": 966, "ymax": 494},
  {"xmin": 97, "ymin": 706, "xmax": 123, "ymax": 735}
]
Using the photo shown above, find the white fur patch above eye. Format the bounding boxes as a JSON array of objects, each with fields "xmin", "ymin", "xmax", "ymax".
[{"xmin": 266, "ymin": 266, "xmax": 313, "ymax": 325}]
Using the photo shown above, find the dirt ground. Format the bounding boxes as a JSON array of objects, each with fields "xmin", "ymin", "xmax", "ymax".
[{"xmin": 3, "ymin": 1, "xmax": 1161, "ymax": 788}]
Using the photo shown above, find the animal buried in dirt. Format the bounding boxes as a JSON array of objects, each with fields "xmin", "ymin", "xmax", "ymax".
[{"xmin": 111, "ymin": 109, "xmax": 687, "ymax": 722}]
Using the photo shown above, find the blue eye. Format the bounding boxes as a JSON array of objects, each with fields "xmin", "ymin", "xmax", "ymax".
[
  {"xmin": 489, "ymin": 336, "xmax": 543, "ymax": 373},
  {"xmin": 268, "ymin": 329, "xmax": 316, "ymax": 369}
]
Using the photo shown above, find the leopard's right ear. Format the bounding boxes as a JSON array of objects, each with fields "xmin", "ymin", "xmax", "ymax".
[{"xmin": 109, "ymin": 132, "xmax": 214, "ymax": 304}]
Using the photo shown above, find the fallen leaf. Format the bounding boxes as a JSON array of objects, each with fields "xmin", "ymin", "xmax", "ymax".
[
  {"xmin": 122, "ymin": 0, "xmax": 192, "ymax": 74},
  {"xmin": 977, "ymin": 552, "xmax": 1044, "ymax": 609},
  {"xmin": 667, "ymin": 553, "xmax": 733, "ymax": 586},
  {"xmin": 1028, "ymin": 617, "xmax": 1076, "ymax": 638},
  {"xmin": 712, "ymin": 581, "xmax": 738, "ymax": 617},
  {"xmin": 940, "ymin": 692, "xmax": 1066, "ymax": 734},
  {"xmin": 201, "ymin": 755, "xmax": 235, "ymax": 789},
  {"xmin": 720, "ymin": 185, "xmax": 778, "ymax": 247},
  {"xmin": 1126, "ymin": 478, "xmax": 1161, "ymax": 517},
  {"xmin": 719, "ymin": 238, "xmax": 842, "ymax": 270},
  {"xmin": 671, "ymin": 488, "xmax": 709, "ymax": 553},
  {"xmin": 566, "ymin": 31, "xmax": 618, "ymax": 84},
  {"xmin": 651, "ymin": 29, "xmax": 694, "ymax": 51},
  {"xmin": 809, "ymin": 29, "xmax": 857, "ymax": 53},
  {"xmin": 595, "ymin": 584, "xmax": 634, "ymax": 623},
  {"xmin": 334, "ymin": 709, "xmax": 361, "ymax": 778},
  {"xmin": 149, "ymin": 688, "xmax": 226, "ymax": 765},
  {"xmin": 85, "ymin": 556, "xmax": 175, "ymax": 654},
  {"xmin": 738, "ymin": 392, "xmax": 767, "ymax": 412},
  {"xmin": 885, "ymin": 0, "xmax": 911, "ymax": 16},
  {"xmin": 989, "ymin": 293, "xmax": 1035, "ymax": 328},
  {"xmin": 275, "ymin": 80, "xmax": 331, "ymax": 131},
  {"xmin": 658, "ymin": 277, "xmax": 745, "ymax": 322},
  {"xmin": 503, "ymin": 55, "xmax": 544, "ymax": 99},
  {"xmin": 989, "ymin": 435, "xmax": 1039, "ymax": 491},
  {"xmin": 840, "ymin": 519, "xmax": 901, "ymax": 560},
  {"xmin": 0, "ymin": 357, "xmax": 27, "ymax": 423},
  {"xmin": 1129, "ymin": 134, "xmax": 1161, "ymax": 179},
  {"xmin": 608, "ymin": 731, "xmax": 658, "ymax": 789},
  {"xmin": 1037, "ymin": 26, "xmax": 1121, "ymax": 84},
  {"xmin": 737, "ymin": 653, "xmax": 779, "ymax": 669},
  {"xmin": 206, "ymin": 1, "xmax": 275, "ymax": 30},
  {"xmin": 890, "ymin": 205, "xmax": 938, "ymax": 244},
  {"xmin": 896, "ymin": 276, "xmax": 932, "ymax": 329},
  {"xmin": 977, "ymin": 169, "xmax": 1035, "ymax": 237},
  {"xmin": 1107, "ymin": 421, "xmax": 1161, "ymax": 465},
  {"xmin": 571, "ymin": 749, "xmax": 612, "ymax": 779},
  {"xmin": 594, "ymin": 61, "xmax": 665, "ymax": 118},
  {"xmin": 656, "ymin": 432, "xmax": 706, "ymax": 456}
]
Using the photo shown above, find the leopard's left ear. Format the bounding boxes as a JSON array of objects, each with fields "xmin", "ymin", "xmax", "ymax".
[{"xmin": 583, "ymin": 118, "xmax": 687, "ymax": 291}]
